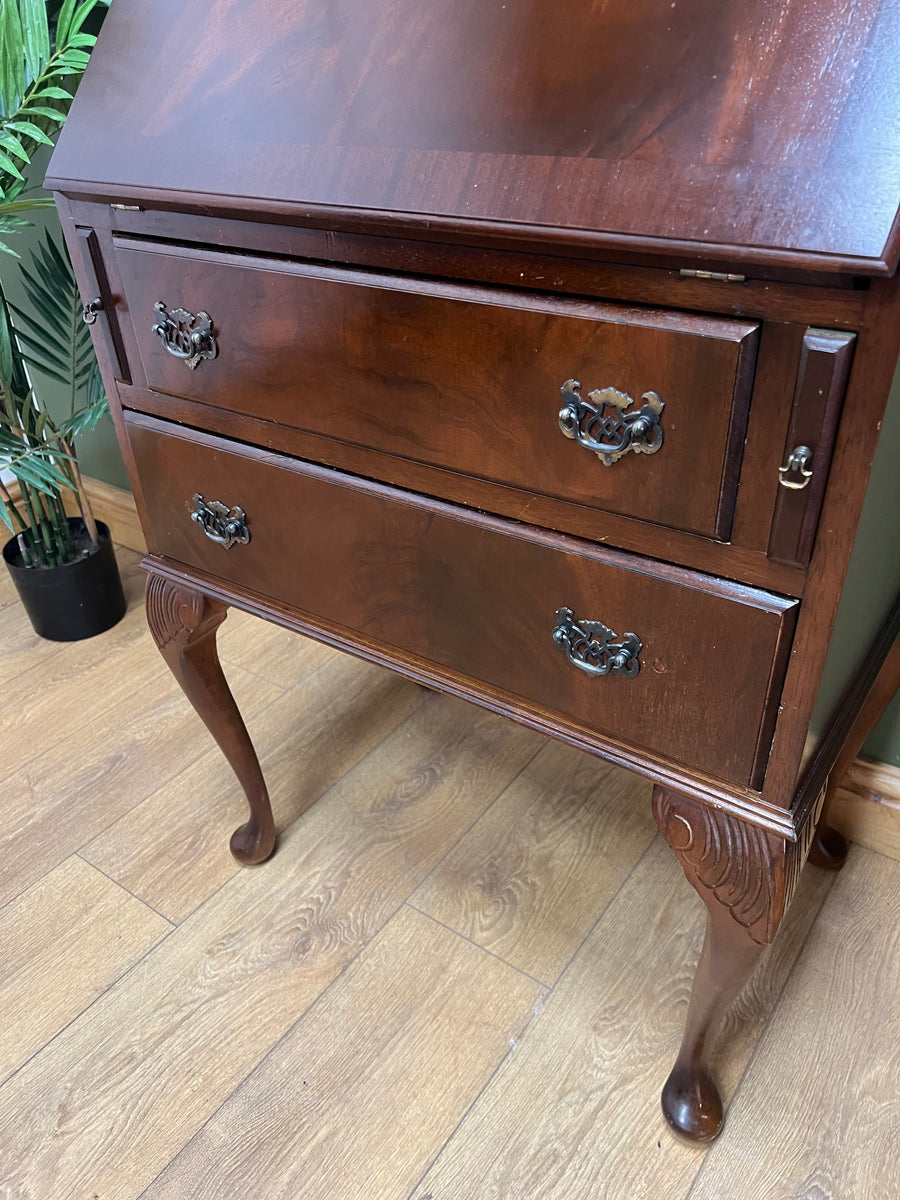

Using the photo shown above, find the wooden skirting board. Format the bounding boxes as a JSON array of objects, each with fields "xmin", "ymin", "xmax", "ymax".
[
  {"xmin": 6, "ymin": 476, "xmax": 899, "ymax": 857},
  {"xmin": 831, "ymin": 758, "xmax": 900, "ymax": 862}
]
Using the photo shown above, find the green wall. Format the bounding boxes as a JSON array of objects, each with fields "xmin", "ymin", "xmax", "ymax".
[{"xmin": 812, "ymin": 362, "xmax": 900, "ymax": 767}]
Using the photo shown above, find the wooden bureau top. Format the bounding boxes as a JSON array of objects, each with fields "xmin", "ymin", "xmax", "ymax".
[{"xmin": 49, "ymin": 0, "xmax": 900, "ymax": 276}]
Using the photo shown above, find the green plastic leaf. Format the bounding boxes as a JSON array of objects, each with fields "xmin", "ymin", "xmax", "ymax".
[
  {"xmin": 55, "ymin": 0, "xmax": 79, "ymax": 48},
  {"xmin": 0, "ymin": 0, "xmax": 25, "ymax": 118},
  {"xmin": 59, "ymin": 393, "xmax": 108, "ymax": 441},
  {"xmin": 0, "ymin": 132, "xmax": 30, "ymax": 162},
  {"xmin": 30, "ymin": 85, "xmax": 71, "ymax": 100},
  {"xmin": 21, "ymin": 0, "xmax": 51, "ymax": 83},
  {"xmin": 4, "ymin": 120, "xmax": 53, "ymax": 145},
  {"xmin": 0, "ymin": 148, "xmax": 25, "ymax": 180},
  {"xmin": 19, "ymin": 104, "xmax": 65, "ymax": 122},
  {"xmin": 67, "ymin": 0, "xmax": 100, "ymax": 40},
  {"xmin": 8, "ymin": 454, "xmax": 73, "ymax": 496},
  {"xmin": 55, "ymin": 49, "xmax": 90, "ymax": 68}
]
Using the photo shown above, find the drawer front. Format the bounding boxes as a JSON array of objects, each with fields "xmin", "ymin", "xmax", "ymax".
[
  {"xmin": 127, "ymin": 414, "xmax": 795, "ymax": 788},
  {"xmin": 115, "ymin": 237, "xmax": 758, "ymax": 541}
]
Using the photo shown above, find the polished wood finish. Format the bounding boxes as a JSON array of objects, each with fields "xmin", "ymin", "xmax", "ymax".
[
  {"xmin": 114, "ymin": 237, "xmax": 757, "ymax": 540},
  {"xmin": 73, "ymin": 227, "xmax": 130, "ymax": 383},
  {"xmin": 768, "ymin": 329, "xmax": 856, "ymax": 566},
  {"xmin": 652, "ymin": 784, "xmax": 815, "ymax": 1139},
  {"xmin": 48, "ymin": 0, "xmax": 900, "ymax": 1145},
  {"xmin": 128, "ymin": 414, "xmax": 797, "ymax": 788},
  {"xmin": 144, "ymin": 573, "xmax": 275, "ymax": 864},
  {"xmin": 117, "ymin": 382, "xmax": 809, "ymax": 598},
  {"xmin": 49, "ymin": 0, "xmax": 900, "ymax": 274}
]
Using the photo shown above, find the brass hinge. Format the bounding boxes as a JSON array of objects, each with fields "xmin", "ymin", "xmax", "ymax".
[
  {"xmin": 679, "ymin": 268, "xmax": 746, "ymax": 283},
  {"xmin": 110, "ymin": 203, "xmax": 142, "ymax": 211}
]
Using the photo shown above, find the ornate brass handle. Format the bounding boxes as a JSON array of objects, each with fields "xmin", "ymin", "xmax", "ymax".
[
  {"xmin": 152, "ymin": 301, "xmax": 218, "ymax": 370},
  {"xmin": 778, "ymin": 445, "xmax": 814, "ymax": 490},
  {"xmin": 190, "ymin": 494, "xmax": 249, "ymax": 549},
  {"xmin": 552, "ymin": 607, "xmax": 642, "ymax": 678},
  {"xmin": 558, "ymin": 379, "xmax": 664, "ymax": 466}
]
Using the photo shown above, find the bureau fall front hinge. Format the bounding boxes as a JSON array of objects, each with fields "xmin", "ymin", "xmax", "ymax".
[{"xmin": 679, "ymin": 268, "xmax": 746, "ymax": 283}]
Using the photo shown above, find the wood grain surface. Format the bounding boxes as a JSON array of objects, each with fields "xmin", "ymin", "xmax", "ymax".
[
  {"xmin": 114, "ymin": 237, "xmax": 757, "ymax": 540},
  {"xmin": 126, "ymin": 414, "xmax": 798, "ymax": 788},
  {"xmin": 216, "ymin": 606, "xmax": 336, "ymax": 690},
  {"xmin": 141, "ymin": 905, "xmax": 544, "ymax": 1200},
  {"xmin": 0, "ymin": 855, "xmax": 169, "ymax": 1085},
  {"xmin": 49, "ymin": 0, "xmax": 900, "ymax": 272},
  {"xmin": 412, "ymin": 741, "xmax": 656, "ymax": 983},
  {"xmin": 82, "ymin": 653, "xmax": 424, "ymax": 922},
  {"xmin": 0, "ymin": 683, "xmax": 540, "ymax": 1199},
  {"xmin": 0, "ymin": 623, "xmax": 281, "ymax": 910},
  {"xmin": 408, "ymin": 838, "xmax": 836, "ymax": 1200}
]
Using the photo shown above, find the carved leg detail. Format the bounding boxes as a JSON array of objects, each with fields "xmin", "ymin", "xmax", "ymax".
[
  {"xmin": 652, "ymin": 785, "xmax": 808, "ymax": 1140},
  {"xmin": 146, "ymin": 573, "xmax": 276, "ymax": 865}
]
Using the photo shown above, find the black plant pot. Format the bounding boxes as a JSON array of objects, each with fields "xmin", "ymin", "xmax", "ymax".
[{"xmin": 2, "ymin": 518, "xmax": 127, "ymax": 641}]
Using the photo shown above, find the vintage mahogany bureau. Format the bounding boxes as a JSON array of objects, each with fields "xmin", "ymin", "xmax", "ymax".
[{"xmin": 49, "ymin": 0, "xmax": 900, "ymax": 1140}]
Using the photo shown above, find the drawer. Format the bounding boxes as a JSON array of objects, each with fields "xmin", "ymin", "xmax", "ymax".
[
  {"xmin": 126, "ymin": 414, "xmax": 796, "ymax": 789},
  {"xmin": 114, "ymin": 237, "xmax": 758, "ymax": 541}
]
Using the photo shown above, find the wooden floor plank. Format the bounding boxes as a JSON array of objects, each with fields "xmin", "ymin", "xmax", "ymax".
[
  {"xmin": 216, "ymin": 607, "xmax": 337, "ymax": 689},
  {"xmin": 0, "ymin": 645, "xmax": 282, "ymax": 910},
  {"xmin": 689, "ymin": 847, "xmax": 900, "ymax": 1200},
  {"xmin": 408, "ymin": 840, "xmax": 836, "ymax": 1200},
  {"xmin": 82, "ymin": 655, "xmax": 425, "ymax": 922},
  {"xmin": 142, "ymin": 905, "xmax": 544, "ymax": 1200},
  {"xmin": 0, "ymin": 595, "xmax": 287, "ymax": 783},
  {"xmin": 0, "ymin": 855, "xmax": 170, "ymax": 1086},
  {"xmin": 0, "ymin": 694, "xmax": 541, "ymax": 1200},
  {"xmin": 412, "ymin": 741, "xmax": 657, "ymax": 984}
]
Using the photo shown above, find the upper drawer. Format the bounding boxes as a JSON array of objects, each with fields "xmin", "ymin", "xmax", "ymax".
[{"xmin": 114, "ymin": 237, "xmax": 758, "ymax": 540}]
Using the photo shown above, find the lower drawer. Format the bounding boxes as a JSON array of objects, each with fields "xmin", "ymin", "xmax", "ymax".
[{"xmin": 126, "ymin": 414, "xmax": 797, "ymax": 788}]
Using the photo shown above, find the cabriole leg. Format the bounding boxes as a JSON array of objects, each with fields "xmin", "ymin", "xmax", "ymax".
[
  {"xmin": 145, "ymin": 571, "xmax": 276, "ymax": 865},
  {"xmin": 652, "ymin": 784, "xmax": 806, "ymax": 1140}
]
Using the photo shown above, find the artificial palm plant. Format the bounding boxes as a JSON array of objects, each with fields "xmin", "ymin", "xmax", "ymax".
[{"xmin": 0, "ymin": 0, "xmax": 111, "ymax": 568}]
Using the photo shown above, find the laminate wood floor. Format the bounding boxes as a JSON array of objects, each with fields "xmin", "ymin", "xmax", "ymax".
[{"xmin": 1, "ymin": 549, "xmax": 897, "ymax": 1200}]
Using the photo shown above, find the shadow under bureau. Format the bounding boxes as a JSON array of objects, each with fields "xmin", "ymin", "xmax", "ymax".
[{"xmin": 48, "ymin": 0, "xmax": 900, "ymax": 1141}]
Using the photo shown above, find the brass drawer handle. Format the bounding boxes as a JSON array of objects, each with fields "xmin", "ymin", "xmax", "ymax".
[
  {"xmin": 152, "ymin": 301, "xmax": 218, "ymax": 370},
  {"xmin": 552, "ymin": 607, "xmax": 642, "ymax": 678},
  {"xmin": 558, "ymin": 379, "xmax": 664, "ymax": 466},
  {"xmin": 778, "ymin": 444, "xmax": 814, "ymax": 490},
  {"xmin": 190, "ymin": 494, "xmax": 250, "ymax": 549}
]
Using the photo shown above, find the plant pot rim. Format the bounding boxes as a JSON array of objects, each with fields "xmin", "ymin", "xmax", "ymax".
[
  {"xmin": 3, "ymin": 517, "xmax": 127, "ymax": 641},
  {"xmin": 2, "ymin": 518, "xmax": 113, "ymax": 572}
]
